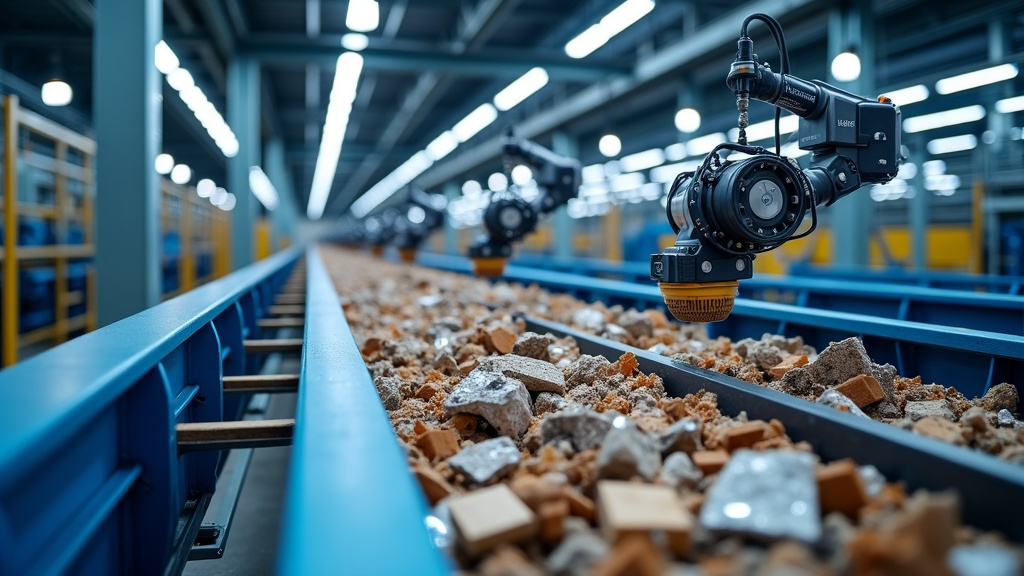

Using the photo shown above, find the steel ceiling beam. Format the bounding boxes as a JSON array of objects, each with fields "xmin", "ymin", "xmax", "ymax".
[{"xmin": 416, "ymin": 0, "xmax": 815, "ymax": 191}]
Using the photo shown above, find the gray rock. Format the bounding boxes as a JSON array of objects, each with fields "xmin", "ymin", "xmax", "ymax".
[
  {"xmin": 572, "ymin": 308, "xmax": 606, "ymax": 332},
  {"xmin": 616, "ymin": 309, "xmax": 654, "ymax": 340},
  {"xmin": 816, "ymin": 389, "xmax": 869, "ymax": 418},
  {"xmin": 857, "ymin": 465, "xmax": 887, "ymax": 498},
  {"xmin": 765, "ymin": 334, "xmax": 806, "ymax": 355},
  {"xmin": 601, "ymin": 323, "xmax": 631, "ymax": 343},
  {"xmin": 807, "ymin": 337, "xmax": 874, "ymax": 388},
  {"xmin": 700, "ymin": 450, "xmax": 821, "ymax": 543},
  {"xmin": 961, "ymin": 406, "xmax": 990, "ymax": 432},
  {"xmin": 949, "ymin": 544, "xmax": 1021, "ymax": 576},
  {"xmin": 546, "ymin": 529, "xmax": 609, "ymax": 576},
  {"xmin": 563, "ymin": 354, "xmax": 612, "ymax": 389},
  {"xmin": 659, "ymin": 417, "xmax": 704, "ymax": 455},
  {"xmin": 479, "ymin": 354, "xmax": 566, "ymax": 394},
  {"xmin": 869, "ymin": 363, "xmax": 898, "ymax": 404},
  {"xmin": 773, "ymin": 367, "xmax": 816, "ymax": 396},
  {"xmin": 448, "ymin": 436, "xmax": 521, "ymax": 485},
  {"xmin": 512, "ymin": 331, "xmax": 553, "ymax": 360},
  {"xmin": 534, "ymin": 392, "xmax": 569, "ymax": 416},
  {"xmin": 373, "ymin": 376, "xmax": 402, "ymax": 411},
  {"xmin": 997, "ymin": 409, "xmax": 1016, "ymax": 427},
  {"xmin": 977, "ymin": 383, "xmax": 1019, "ymax": 413},
  {"xmin": 647, "ymin": 342, "xmax": 669, "ymax": 356},
  {"xmin": 661, "ymin": 451, "xmax": 703, "ymax": 489},
  {"xmin": 747, "ymin": 341, "xmax": 785, "ymax": 371},
  {"xmin": 382, "ymin": 337, "xmax": 431, "ymax": 366},
  {"xmin": 905, "ymin": 400, "xmax": 955, "ymax": 422},
  {"xmin": 540, "ymin": 405, "xmax": 613, "ymax": 452},
  {"xmin": 444, "ymin": 369, "xmax": 533, "ymax": 437},
  {"xmin": 597, "ymin": 415, "xmax": 661, "ymax": 481}
]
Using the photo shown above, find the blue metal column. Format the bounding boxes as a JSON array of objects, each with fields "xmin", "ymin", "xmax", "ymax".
[
  {"xmin": 828, "ymin": 5, "xmax": 875, "ymax": 267},
  {"xmin": 94, "ymin": 0, "xmax": 162, "ymax": 327},
  {"xmin": 228, "ymin": 57, "xmax": 260, "ymax": 270},
  {"xmin": 264, "ymin": 138, "xmax": 300, "ymax": 250},
  {"xmin": 444, "ymin": 182, "xmax": 459, "ymax": 255},
  {"xmin": 908, "ymin": 139, "xmax": 928, "ymax": 270},
  {"xmin": 551, "ymin": 131, "xmax": 576, "ymax": 259}
]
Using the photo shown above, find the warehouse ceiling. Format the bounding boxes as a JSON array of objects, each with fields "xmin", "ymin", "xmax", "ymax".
[{"xmin": 1, "ymin": 0, "xmax": 1022, "ymax": 219}]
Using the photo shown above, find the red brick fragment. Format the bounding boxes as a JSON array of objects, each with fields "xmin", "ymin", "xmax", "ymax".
[
  {"xmin": 415, "ymin": 428, "xmax": 460, "ymax": 460},
  {"xmin": 412, "ymin": 463, "xmax": 455, "ymax": 505},
  {"xmin": 487, "ymin": 326, "xmax": 517, "ymax": 354},
  {"xmin": 591, "ymin": 534, "xmax": 664, "ymax": 576},
  {"xmin": 724, "ymin": 422, "xmax": 767, "ymax": 452},
  {"xmin": 770, "ymin": 354, "xmax": 808, "ymax": 379},
  {"xmin": 692, "ymin": 450, "xmax": 730, "ymax": 474},
  {"xmin": 834, "ymin": 374, "xmax": 885, "ymax": 408},
  {"xmin": 816, "ymin": 459, "xmax": 869, "ymax": 519}
]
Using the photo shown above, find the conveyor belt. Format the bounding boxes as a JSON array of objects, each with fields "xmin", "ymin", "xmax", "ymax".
[
  {"xmin": 508, "ymin": 255, "xmax": 1024, "ymax": 337},
  {"xmin": 418, "ymin": 253, "xmax": 1024, "ymax": 398}
]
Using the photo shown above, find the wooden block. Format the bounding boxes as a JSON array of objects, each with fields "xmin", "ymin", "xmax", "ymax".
[
  {"xmin": 538, "ymin": 498, "xmax": 569, "ymax": 544},
  {"xmin": 415, "ymin": 383, "xmax": 439, "ymax": 401},
  {"xmin": 834, "ymin": 374, "xmax": 885, "ymax": 408},
  {"xmin": 591, "ymin": 533, "xmax": 665, "ymax": 576},
  {"xmin": 596, "ymin": 481, "xmax": 694, "ymax": 556},
  {"xmin": 412, "ymin": 462, "xmax": 454, "ymax": 505},
  {"xmin": 691, "ymin": 450, "xmax": 730, "ymax": 475},
  {"xmin": 244, "ymin": 338, "xmax": 303, "ymax": 354},
  {"xmin": 448, "ymin": 484, "xmax": 537, "ymax": 557},
  {"xmin": 268, "ymin": 304, "xmax": 305, "ymax": 316},
  {"xmin": 562, "ymin": 486, "xmax": 596, "ymax": 523},
  {"xmin": 769, "ymin": 354, "xmax": 808, "ymax": 379},
  {"xmin": 817, "ymin": 459, "xmax": 869, "ymax": 519},
  {"xmin": 487, "ymin": 326, "xmax": 517, "ymax": 354},
  {"xmin": 724, "ymin": 422, "xmax": 767, "ymax": 452},
  {"xmin": 415, "ymin": 428, "xmax": 460, "ymax": 461}
]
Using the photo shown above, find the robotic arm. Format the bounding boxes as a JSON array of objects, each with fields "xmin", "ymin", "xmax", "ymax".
[
  {"xmin": 468, "ymin": 130, "xmax": 582, "ymax": 277},
  {"xmin": 650, "ymin": 13, "xmax": 901, "ymax": 323},
  {"xmin": 395, "ymin": 187, "xmax": 447, "ymax": 262}
]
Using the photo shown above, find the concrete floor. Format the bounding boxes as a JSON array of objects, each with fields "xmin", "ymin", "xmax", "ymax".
[{"xmin": 182, "ymin": 389, "xmax": 296, "ymax": 576}]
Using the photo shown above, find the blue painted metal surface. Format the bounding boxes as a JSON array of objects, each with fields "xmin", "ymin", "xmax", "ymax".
[
  {"xmin": 278, "ymin": 246, "xmax": 450, "ymax": 576},
  {"xmin": 508, "ymin": 256, "xmax": 1024, "ymax": 337},
  {"xmin": 417, "ymin": 252, "xmax": 1024, "ymax": 398},
  {"xmin": 0, "ymin": 247, "xmax": 298, "ymax": 575},
  {"xmin": 792, "ymin": 263, "xmax": 1024, "ymax": 294}
]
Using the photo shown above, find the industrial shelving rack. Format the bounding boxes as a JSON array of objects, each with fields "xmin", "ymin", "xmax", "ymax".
[{"xmin": 160, "ymin": 179, "xmax": 231, "ymax": 299}]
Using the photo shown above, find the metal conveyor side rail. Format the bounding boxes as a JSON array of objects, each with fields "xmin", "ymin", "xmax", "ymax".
[
  {"xmin": 791, "ymin": 263, "xmax": 1024, "ymax": 294},
  {"xmin": 276, "ymin": 245, "xmax": 450, "ymax": 576},
  {"xmin": 0, "ymin": 247, "xmax": 300, "ymax": 576},
  {"xmin": 415, "ymin": 253, "xmax": 1024, "ymax": 398}
]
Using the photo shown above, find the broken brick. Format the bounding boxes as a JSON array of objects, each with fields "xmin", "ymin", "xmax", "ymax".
[
  {"xmin": 723, "ymin": 422, "xmax": 767, "ymax": 452},
  {"xmin": 691, "ymin": 450, "xmax": 730, "ymax": 475},
  {"xmin": 415, "ymin": 383, "xmax": 440, "ymax": 401},
  {"xmin": 538, "ymin": 498, "xmax": 570, "ymax": 544},
  {"xmin": 448, "ymin": 484, "xmax": 537, "ymax": 557},
  {"xmin": 487, "ymin": 326, "xmax": 517, "ymax": 354},
  {"xmin": 413, "ymin": 462, "xmax": 455, "ymax": 505},
  {"xmin": 450, "ymin": 413, "xmax": 478, "ymax": 436},
  {"xmin": 770, "ymin": 354, "xmax": 808, "ymax": 380},
  {"xmin": 415, "ymin": 428, "xmax": 460, "ymax": 460},
  {"xmin": 591, "ymin": 534, "xmax": 665, "ymax": 576},
  {"xmin": 562, "ymin": 486, "xmax": 596, "ymax": 523},
  {"xmin": 597, "ymin": 480, "xmax": 694, "ymax": 556},
  {"xmin": 817, "ymin": 459, "xmax": 869, "ymax": 519},
  {"xmin": 834, "ymin": 374, "xmax": 885, "ymax": 408}
]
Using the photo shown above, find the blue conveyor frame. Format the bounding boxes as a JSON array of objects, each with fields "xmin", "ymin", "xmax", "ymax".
[
  {"xmin": 419, "ymin": 253, "xmax": 1024, "ymax": 399},
  {"xmin": 791, "ymin": 263, "xmax": 1024, "ymax": 294}
]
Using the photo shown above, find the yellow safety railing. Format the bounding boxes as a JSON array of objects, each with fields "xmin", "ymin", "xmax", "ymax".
[{"xmin": 160, "ymin": 179, "xmax": 231, "ymax": 300}]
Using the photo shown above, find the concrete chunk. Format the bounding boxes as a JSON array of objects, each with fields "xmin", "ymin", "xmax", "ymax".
[
  {"xmin": 659, "ymin": 417, "xmax": 704, "ymax": 455},
  {"xmin": 997, "ymin": 409, "xmax": 1016, "ymax": 428},
  {"xmin": 445, "ymin": 369, "xmax": 533, "ymax": 437},
  {"xmin": 661, "ymin": 451, "xmax": 703, "ymax": 489},
  {"xmin": 373, "ymin": 375, "xmax": 402, "ymax": 411},
  {"xmin": 547, "ymin": 529, "xmax": 609, "ymax": 576},
  {"xmin": 513, "ymin": 331, "xmax": 553, "ymax": 360},
  {"xmin": 448, "ymin": 436, "xmax": 521, "ymax": 485},
  {"xmin": 540, "ymin": 405, "xmax": 613, "ymax": 452},
  {"xmin": 573, "ymin": 308, "xmax": 606, "ymax": 332},
  {"xmin": 905, "ymin": 400, "xmax": 955, "ymax": 422},
  {"xmin": 535, "ymin": 392, "xmax": 569, "ymax": 416},
  {"xmin": 616, "ymin": 309, "xmax": 654, "ymax": 340},
  {"xmin": 700, "ymin": 450, "xmax": 821, "ymax": 543},
  {"xmin": 479, "ymin": 354, "xmax": 566, "ymax": 394},
  {"xmin": 816, "ymin": 389, "xmax": 870, "ymax": 418},
  {"xmin": 807, "ymin": 337, "xmax": 874, "ymax": 388},
  {"xmin": 597, "ymin": 415, "xmax": 661, "ymax": 481}
]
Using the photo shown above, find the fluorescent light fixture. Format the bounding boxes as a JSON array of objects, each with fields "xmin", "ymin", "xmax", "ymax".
[
  {"xmin": 166, "ymin": 68, "xmax": 194, "ymax": 91},
  {"xmin": 307, "ymin": 51, "xmax": 364, "ymax": 220},
  {"xmin": 425, "ymin": 131, "xmax": 458, "ymax": 161},
  {"xmin": 686, "ymin": 132, "xmax": 726, "ymax": 156},
  {"xmin": 219, "ymin": 193, "xmax": 237, "ymax": 211},
  {"xmin": 346, "ymin": 0, "xmax": 379, "ymax": 32},
  {"xmin": 996, "ymin": 95, "xmax": 1024, "ymax": 114},
  {"xmin": 248, "ymin": 166, "xmax": 280, "ymax": 211},
  {"xmin": 883, "ymin": 84, "xmax": 929, "ymax": 106},
  {"xmin": 494, "ymin": 67, "xmax": 549, "ymax": 111},
  {"xmin": 511, "ymin": 164, "xmax": 533, "ymax": 186},
  {"xmin": 155, "ymin": 153, "xmax": 174, "ymax": 174},
  {"xmin": 197, "ymin": 178, "xmax": 215, "ymax": 198},
  {"xmin": 927, "ymin": 134, "xmax": 977, "ymax": 155},
  {"xmin": 488, "ymin": 172, "xmax": 508, "ymax": 191},
  {"xmin": 619, "ymin": 147, "xmax": 665, "ymax": 172},
  {"xmin": 903, "ymin": 105, "xmax": 985, "ymax": 133},
  {"xmin": 341, "ymin": 33, "xmax": 369, "ymax": 51},
  {"xmin": 41, "ymin": 80, "xmax": 72, "ymax": 107},
  {"xmin": 582, "ymin": 164, "xmax": 605, "ymax": 183},
  {"xmin": 349, "ymin": 150, "xmax": 435, "ymax": 218},
  {"xmin": 664, "ymin": 142, "xmax": 687, "ymax": 161},
  {"xmin": 154, "ymin": 41, "xmax": 179, "ymax": 74},
  {"xmin": 211, "ymin": 187, "xmax": 228, "ymax": 206},
  {"xmin": 608, "ymin": 172, "xmax": 645, "ymax": 193},
  {"xmin": 452, "ymin": 103, "xmax": 498, "ymax": 142},
  {"xmin": 727, "ymin": 115, "xmax": 799, "ymax": 143},
  {"xmin": 674, "ymin": 108, "xmax": 701, "ymax": 133},
  {"xmin": 599, "ymin": 134, "xmax": 621, "ymax": 157},
  {"xmin": 603, "ymin": 160, "xmax": 622, "ymax": 178},
  {"xmin": 896, "ymin": 163, "xmax": 917, "ymax": 180},
  {"xmin": 650, "ymin": 160, "xmax": 701, "ymax": 183},
  {"xmin": 565, "ymin": 0, "xmax": 655, "ymax": 59},
  {"xmin": 407, "ymin": 205, "xmax": 426, "ymax": 224},
  {"xmin": 170, "ymin": 163, "xmax": 192, "ymax": 185},
  {"xmin": 830, "ymin": 51, "xmax": 861, "ymax": 82},
  {"xmin": 462, "ymin": 180, "xmax": 482, "ymax": 196},
  {"xmin": 922, "ymin": 159, "xmax": 946, "ymax": 176},
  {"xmin": 935, "ymin": 63, "xmax": 1018, "ymax": 95},
  {"xmin": 924, "ymin": 173, "xmax": 961, "ymax": 191}
]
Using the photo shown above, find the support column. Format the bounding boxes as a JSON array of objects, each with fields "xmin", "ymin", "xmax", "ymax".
[
  {"xmin": 264, "ymin": 138, "xmax": 300, "ymax": 250},
  {"xmin": 228, "ymin": 57, "xmax": 260, "ymax": 270},
  {"xmin": 551, "ymin": 131, "xmax": 577, "ymax": 260},
  {"xmin": 94, "ymin": 0, "xmax": 161, "ymax": 326},
  {"xmin": 444, "ymin": 182, "xmax": 459, "ymax": 255},
  {"xmin": 828, "ymin": 4, "xmax": 875, "ymax": 267},
  {"xmin": 907, "ymin": 139, "xmax": 928, "ymax": 270}
]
